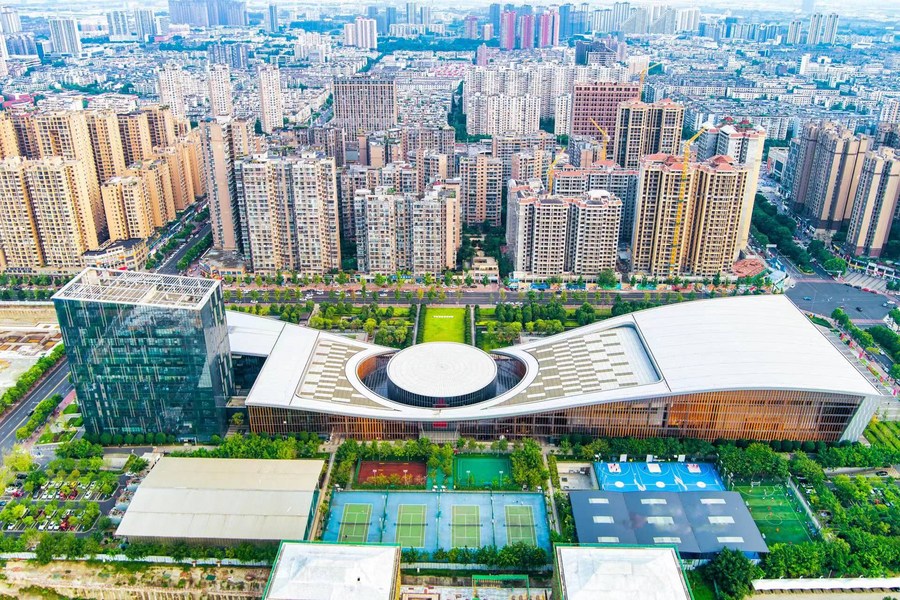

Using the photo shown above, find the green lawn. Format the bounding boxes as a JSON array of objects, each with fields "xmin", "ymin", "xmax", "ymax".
[{"xmin": 422, "ymin": 307, "xmax": 466, "ymax": 343}]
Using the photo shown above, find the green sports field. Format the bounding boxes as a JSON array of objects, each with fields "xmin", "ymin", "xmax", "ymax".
[
  {"xmin": 735, "ymin": 483, "xmax": 814, "ymax": 545},
  {"xmin": 421, "ymin": 307, "xmax": 466, "ymax": 343},
  {"xmin": 396, "ymin": 504, "xmax": 427, "ymax": 547},
  {"xmin": 452, "ymin": 505, "xmax": 481, "ymax": 548},
  {"xmin": 338, "ymin": 503, "xmax": 372, "ymax": 544},
  {"xmin": 455, "ymin": 455, "xmax": 513, "ymax": 488}
]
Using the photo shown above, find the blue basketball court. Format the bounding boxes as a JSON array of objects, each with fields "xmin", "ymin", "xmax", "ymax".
[{"xmin": 593, "ymin": 462, "xmax": 725, "ymax": 493}]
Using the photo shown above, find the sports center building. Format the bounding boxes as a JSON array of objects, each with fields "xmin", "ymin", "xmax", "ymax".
[
  {"xmin": 235, "ymin": 294, "xmax": 879, "ymax": 443},
  {"xmin": 55, "ymin": 270, "xmax": 880, "ymax": 443}
]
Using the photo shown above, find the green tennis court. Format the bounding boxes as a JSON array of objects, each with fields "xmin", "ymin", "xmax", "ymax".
[
  {"xmin": 734, "ymin": 483, "xmax": 813, "ymax": 545},
  {"xmin": 396, "ymin": 504, "xmax": 427, "ymax": 547},
  {"xmin": 338, "ymin": 503, "xmax": 372, "ymax": 544},
  {"xmin": 452, "ymin": 505, "xmax": 481, "ymax": 548},
  {"xmin": 505, "ymin": 504, "xmax": 537, "ymax": 545}
]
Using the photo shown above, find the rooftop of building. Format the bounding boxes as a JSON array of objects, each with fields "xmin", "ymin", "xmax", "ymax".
[
  {"xmin": 115, "ymin": 457, "xmax": 324, "ymax": 543},
  {"xmin": 263, "ymin": 542, "xmax": 400, "ymax": 600},
  {"xmin": 555, "ymin": 545, "xmax": 692, "ymax": 600},
  {"xmin": 53, "ymin": 268, "xmax": 219, "ymax": 310},
  {"xmin": 569, "ymin": 490, "xmax": 769, "ymax": 557},
  {"xmin": 235, "ymin": 295, "xmax": 880, "ymax": 422}
]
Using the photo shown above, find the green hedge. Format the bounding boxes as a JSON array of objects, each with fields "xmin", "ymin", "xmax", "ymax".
[{"xmin": 16, "ymin": 394, "xmax": 64, "ymax": 440}]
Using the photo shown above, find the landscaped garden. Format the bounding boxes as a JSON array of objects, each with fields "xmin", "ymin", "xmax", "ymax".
[{"xmin": 420, "ymin": 307, "xmax": 466, "ymax": 343}]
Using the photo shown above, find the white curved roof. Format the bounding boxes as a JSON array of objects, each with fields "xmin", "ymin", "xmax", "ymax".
[
  {"xmin": 386, "ymin": 342, "xmax": 497, "ymax": 398},
  {"xmin": 236, "ymin": 295, "xmax": 881, "ymax": 422}
]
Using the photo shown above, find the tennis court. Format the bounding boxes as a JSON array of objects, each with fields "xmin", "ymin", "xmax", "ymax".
[
  {"xmin": 454, "ymin": 455, "xmax": 513, "ymax": 488},
  {"xmin": 338, "ymin": 503, "xmax": 372, "ymax": 544},
  {"xmin": 734, "ymin": 482, "xmax": 814, "ymax": 545},
  {"xmin": 452, "ymin": 505, "xmax": 482, "ymax": 548},
  {"xmin": 594, "ymin": 461, "xmax": 725, "ymax": 493},
  {"xmin": 505, "ymin": 505, "xmax": 537, "ymax": 546},
  {"xmin": 396, "ymin": 504, "xmax": 427, "ymax": 547},
  {"xmin": 324, "ymin": 490, "xmax": 552, "ymax": 553}
]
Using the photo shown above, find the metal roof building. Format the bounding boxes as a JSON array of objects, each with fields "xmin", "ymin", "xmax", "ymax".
[
  {"xmin": 263, "ymin": 542, "xmax": 401, "ymax": 600},
  {"xmin": 115, "ymin": 457, "xmax": 324, "ymax": 544},
  {"xmin": 231, "ymin": 295, "xmax": 880, "ymax": 443},
  {"xmin": 555, "ymin": 545, "xmax": 692, "ymax": 600},
  {"xmin": 569, "ymin": 490, "xmax": 768, "ymax": 560}
]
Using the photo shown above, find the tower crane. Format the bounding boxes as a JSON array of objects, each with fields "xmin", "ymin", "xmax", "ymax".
[
  {"xmin": 588, "ymin": 118, "xmax": 609, "ymax": 162},
  {"xmin": 638, "ymin": 61, "xmax": 664, "ymax": 99},
  {"xmin": 667, "ymin": 125, "xmax": 709, "ymax": 276}
]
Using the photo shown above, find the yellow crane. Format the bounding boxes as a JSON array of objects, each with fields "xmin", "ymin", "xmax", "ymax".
[
  {"xmin": 668, "ymin": 126, "xmax": 709, "ymax": 276},
  {"xmin": 638, "ymin": 61, "xmax": 664, "ymax": 99},
  {"xmin": 546, "ymin": 148, "xmax": 568, "ymax": 192},
  {"xmin": 588, "ymin": 118, "xmax": 609, "ymax": 162}
]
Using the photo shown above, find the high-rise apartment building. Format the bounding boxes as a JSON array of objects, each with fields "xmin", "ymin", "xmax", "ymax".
[
  {"xmin": 552, "ymin": 162, "xmax": 639, "ymax": 241},
  {"xmin": 786, "ymin": 20, "xmax": 803, "ymax": 44},
  {"xmin": 0, "ymin": 6, "xmax": 21, "ymax": 34},
  {"xmin": 500, "ymin": 11, "xmax": 517, "ymax": 50},
  {"xmin": 117, "ymin": 112, "xmax": 154, "ymax": 166},
  {"xmin": 0, "ymin": 157, "xmax": 42, "ymax": 269},
  {"xmin": 464, "ymin": 16, "xmax": 480, "ymax": 39},
  {"xmin": 208, "ymin": 63, "xmax": 233, "ymax": 117},
  {"xmin": 344, "ymin": 17, "xmax": 378, "ymax": 50},
  {"xmin": 142, "ymin": 105, "xmax": 178, "ymax": 149},
  {"xmin": 54, "ymin": 269, "xmax": 233, "ymax": 439},
  {"xmin": 632, "ymin": 154, "xmax": 748, "ymax": 278},
  {"xmin": 32, "ymin": 111, "xmax": 105, "ymax": 237},
  {"xmin": 789, "ymin": 122, "xmax": 870, "ymax": 235},
  {"xmin": 168, "ymin": 0, "xmax": 246, "ymax": 26},
  {"xmin": 126, "ymin": 159, "xmax": 176, "ymax": 228},
  {"xmin": 26, "ymin": 157, "xmax": 103, "ymax": 269},
  {"xmin": 613, "ymin": 99, "xmax": 684, "ymax": 169},
  {"xmin": 492, "ymin": 131, "xmax": 557, "ymax": 184},
  {"xmin": 202, "ymin": 118, "xmax": 241, "ymax": 252},
  {"xmin": 332, "ymin": 77, "xmax": 398, "ymax": 132},
  {"xmin": 807, "ymin": 12, "xmax": 838, "ymax": 45},
  {"xmin": 571, "ymin": 82, "xmax": 641, "ymax": 146},
  {"xmin": 507, "ymin": 181, "xmax": 622, "ymax": 279},
  {"xmin": 207, "ymin": 42, "xmax": 250, "ymax": 70},
  {"xmin": 102, "ymin": 176, "xmax": 154, "ymax": 241},
  {"xmin": 133, "ymin": 9, "xmax": 157, "ymax": 41},
  {"xmin": 235, "ymin": 152, "xmax": 341, "ymax": 274},
  {"xmin": 464, "ymin": 93, "xmax": 541, "ymax": 136},
  {"xmin": 107, "ymin": 10, "xmax": 132, "ymax": 40},
  {"xmin": 257, "ymin": 64, "xmax": 284, "ymax": 134},
  {"xmin": 845, "ymin": 148, "xmax": 900, "ymax": 258},
  {"xmin": 157, "ymin": 63, "xmax": 186, "ymax": 120},
  {"xmin": 48, "ymin": 17, "xmax": 82, "ymax": 57},
  {"xmin": 267, "ymin": 3, "xmax": 279, "ymax": 32},
  {"xmin": 353, "ymin": 183, "xmax": 460, "ymax": 275},
  {"xmin": 85, "ymin": 110, "xmax": 127, "ymax": 184},
  {"xmin": 459, "ymin": 153, "xmax": 503, "ymax": 227},
  {"xmin": 0, "ymin": 111, "xmax": 19, "ymax": 159}
]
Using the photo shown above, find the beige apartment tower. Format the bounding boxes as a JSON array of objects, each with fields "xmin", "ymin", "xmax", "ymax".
[
  {"xmin": 102, "ymin": 176, "xmax": 155, "ymax": 241},
  {"xmin": 845, "ymin": 147, "xmax": 900, "ymax": 258},
  {"xmin": 258, "ymin": 64, "xmax": 284, "ymax": 134},
  {"xmin": 157, "ymin": 63, "xmax": 186, "ymax": 120},
  {"xmin": 459, "ymin": 153, "xmax": 503, "ymax": 227},
  {"xmin": 632, "ymin": 154, "xmax": 748, "ymax": 279},
  {"xmin": 613, "ymin": 99, "xmax": 684, "ymax": 169},
  {"xmin": 0, "ymin": 157, "xmax": 42, "ymax": 269},
  {"xmin": 235, "ymin": 152, "xmax": 341, "ymax": 274},
  {"xmin": 85, "ymin": 110, "xmax": 127, "ymax": 184},
  {"xmin": 117, "ymin": 111, "xmax": 155, "ymax": 166},
  {"xmin": 0, "ymin": 112, "xmax": 20, "ymax": 159}
]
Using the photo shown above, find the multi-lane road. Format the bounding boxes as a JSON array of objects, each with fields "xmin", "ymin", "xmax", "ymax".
[
  {"xmin": 0, "ymin": 360, "xmax": 73, "ymax": 455},
  {"xmin": 157, "ymin": 223, "xmax": 212, "ymax": 275}
]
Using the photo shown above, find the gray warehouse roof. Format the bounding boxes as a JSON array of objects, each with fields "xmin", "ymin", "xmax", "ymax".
[
  {"xmin": 570, "ymin": 490, "xmax": 768, "ymax": 557},
  {"xmin": 116, "ymin": 457, "xmax": 324, "ymax": 543}
]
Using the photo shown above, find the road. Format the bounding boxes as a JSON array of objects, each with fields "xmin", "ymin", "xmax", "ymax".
[
  {"xmin": 156, "ymin": 223, "xmax": 211, "ymax": 275},
  {"xmin": 0, "ymin": 361, "xmax": 73, "ymax": 455}
]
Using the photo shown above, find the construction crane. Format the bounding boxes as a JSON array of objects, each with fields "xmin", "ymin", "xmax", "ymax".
[
  {"xmin": 638, "ymin": 61, "xmax": 664, "ymax": 99},
  {"xmin": 667, "ymin": 125, "xmax": 709, "ymax": 277},
  {"xmin": 588, "ymin": 118, "xmax": 609, "ymax": 162},
  {"xmin": 546, "ymin": 148, "xmax": 568, "ymax": 193}
]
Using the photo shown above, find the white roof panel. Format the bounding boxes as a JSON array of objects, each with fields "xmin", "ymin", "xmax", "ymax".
[{"xmin": 556, "ymin": 546, "xmax": 691, "ymax": 600}]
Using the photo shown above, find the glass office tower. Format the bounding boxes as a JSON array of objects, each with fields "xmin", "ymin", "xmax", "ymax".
[{"xmin": 53, "ymin": 269, "xmax": 233, "ymax": 440}]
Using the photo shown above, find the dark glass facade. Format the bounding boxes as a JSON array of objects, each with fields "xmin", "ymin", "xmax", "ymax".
[{"xmin": 54, "ymin": 286, "xmax": 233, "ymax": 440}]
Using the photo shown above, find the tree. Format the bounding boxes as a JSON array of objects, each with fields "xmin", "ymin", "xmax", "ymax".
[
  {"xmin": 510, "ymin": 439, "xmax": 548, "ymax": 489},
  {"xmin": 597, "ymin": 269, "xmax": 618, "ymax": 288},
  {"xmin": 704, "ymin": 548, "xmax": 762, "ymax": 600},
  {"xmin": 231, "ymin": 413, "xmax": 245, "ymax": 426}
]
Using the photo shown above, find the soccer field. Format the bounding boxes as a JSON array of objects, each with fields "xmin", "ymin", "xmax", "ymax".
[
  {"xmin": 422, "ymin": 307, "xmax": 466, "ymax": 343},
  {"xmin": 734, "ymin": 483, "xmax": 814, "ymax": 545}
]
